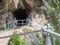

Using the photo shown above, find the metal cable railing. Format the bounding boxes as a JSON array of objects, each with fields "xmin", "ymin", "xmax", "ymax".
[
  {"xmin": 0, "ymin": 23, "xmax": 60, "ymax": 45},
  {"xmin": 0, "ymin": 29, "xmax": 60, "ymax": 45},
  {"xmin": 0, "ymin": 20, "xmax": 60, "ymax": 45},
  {"xmin": 0, "ymin": 19, "xmax": 30, "ymax": 30},
  {"xmin": 0, "ymin": 29, "xmax": 59, "ymax": 37},
  {"xmin": 0, "ymin": 30, "xmax": 41, "ymax": 39}
]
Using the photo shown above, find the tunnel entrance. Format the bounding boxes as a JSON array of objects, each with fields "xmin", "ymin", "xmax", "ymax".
[
  {"xmin": 13, "ymin": 8, "xmax": 28, "ymax": 26},
  {"xmin": 0, "ymin": 0, "xmax": 2, "ymax": 2},
  {"xmin": 13, "ymin": 8, "xmax": 27, "ymax": 20},
  {"xmin": 0, "ymin": 0, "xmax": 2, "ymax": 4}
]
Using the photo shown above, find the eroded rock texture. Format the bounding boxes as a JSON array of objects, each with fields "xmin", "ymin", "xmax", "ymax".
[{"xmin": 0, "ymin": 0, "xmax": 48, "ymax": 29}]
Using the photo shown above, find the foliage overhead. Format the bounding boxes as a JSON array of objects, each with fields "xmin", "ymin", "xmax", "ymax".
[{"xmin": 48, "ymin": 0, "xmax": 60, "ymax": 33}]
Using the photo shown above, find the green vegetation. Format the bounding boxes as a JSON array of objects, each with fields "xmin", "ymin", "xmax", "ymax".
[
  {"xmin": 48, "ymin": 0, "xmax": 60, "ymax": 33},
  {"xmin": 55, "ymin": 38, "xmax": 60, "ymax": 45},
  {"xmin": 35, "ymin": 34, "xmax": 44, "ymax": 45},
  {"xmin": 8, "ymin": 33, "xmax": 27, "ymax": 45},
  {"xmin": 47, "ymin": 0, "xmax": 60, "ymax": 45}
]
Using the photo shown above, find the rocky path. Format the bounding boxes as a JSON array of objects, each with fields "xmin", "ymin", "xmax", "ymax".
[{"xmin": 0, "ymin": 29, "xmax": 23, "ymax": 45}]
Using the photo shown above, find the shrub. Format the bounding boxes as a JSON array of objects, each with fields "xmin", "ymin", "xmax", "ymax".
[{"xmin": 8, "ymin": 33, "xmax": 27, "ymax": 45}]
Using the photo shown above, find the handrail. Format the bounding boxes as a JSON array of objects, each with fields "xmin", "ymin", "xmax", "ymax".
[
  {"xmin": 43, "ymin": 29, "xmax": 60, "ymax": 38},
  {"xmin": 0, "ymin": 29, "xmax": 60, "ymax": 39},
  {"xmin": 0, "ymin": 20, "xmax": 60, "ymax": 38},
  {"xmin": 0, "ymin": 19, "xmax": 29, "ymax": 30}
]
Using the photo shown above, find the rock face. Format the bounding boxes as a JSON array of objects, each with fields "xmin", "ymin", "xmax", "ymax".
[
  {"xmin": 0, "ymin": 12, "xmax": 13, "ymax": 27},
  {"xmin": 0, "ymin": 0, "xmax": 48, "ymax": 44},
  {"xmin": 0, "ymin": 0, "xmax": 47, "ymax": 29},
  {"xmin": 28, "ymin": 9, "xmax": 47, "ymax": 30}
]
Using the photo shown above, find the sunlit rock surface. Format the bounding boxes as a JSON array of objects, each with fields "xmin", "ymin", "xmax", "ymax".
[{"xmin": 0, "ymin": 0, "xmax": 47, "ymax": 28}]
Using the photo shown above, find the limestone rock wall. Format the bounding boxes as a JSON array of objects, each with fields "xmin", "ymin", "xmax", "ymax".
[
  {"xmin": 0, "ymin": 0, "xmax": 48, "ymax": 29},
  {"xmin": 0, "ymin": 12, "xmax": 13, "ymax": 27}
]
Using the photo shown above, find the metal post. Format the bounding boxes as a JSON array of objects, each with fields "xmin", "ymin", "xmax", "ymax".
[
  {"xmin": 22, "ymin": 20, "xmax": 23, "ymax": 26},
  {"xmin": 8, "ymin": 23, "xmax": 9, "ymax": 30},
  {"xmin": 4, "ymin": 24, "xmax": 6, "ymax": 30},
  {"xmin": 51, "ymin": 36, "xmax": 55, "ymax": 45},
  {"xmin": 10, "ymin": 21, "xmax": 11, "ymax": 30},
  {"xmin": 12, "ymin": 21, "xmax": 14, "ymax": 29}
]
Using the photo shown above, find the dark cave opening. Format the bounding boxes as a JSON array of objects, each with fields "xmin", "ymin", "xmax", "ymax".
[
  {"xmin": 0, "ymin": 0, "xmax": 2, "ymax": 4},
  {"xmin": 13, "ymin": 8, "xmax": 28, "ymax": 26},
  {"xmin": 0, "ymin": 0, "xmax": 2, "ymax": 2}
]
